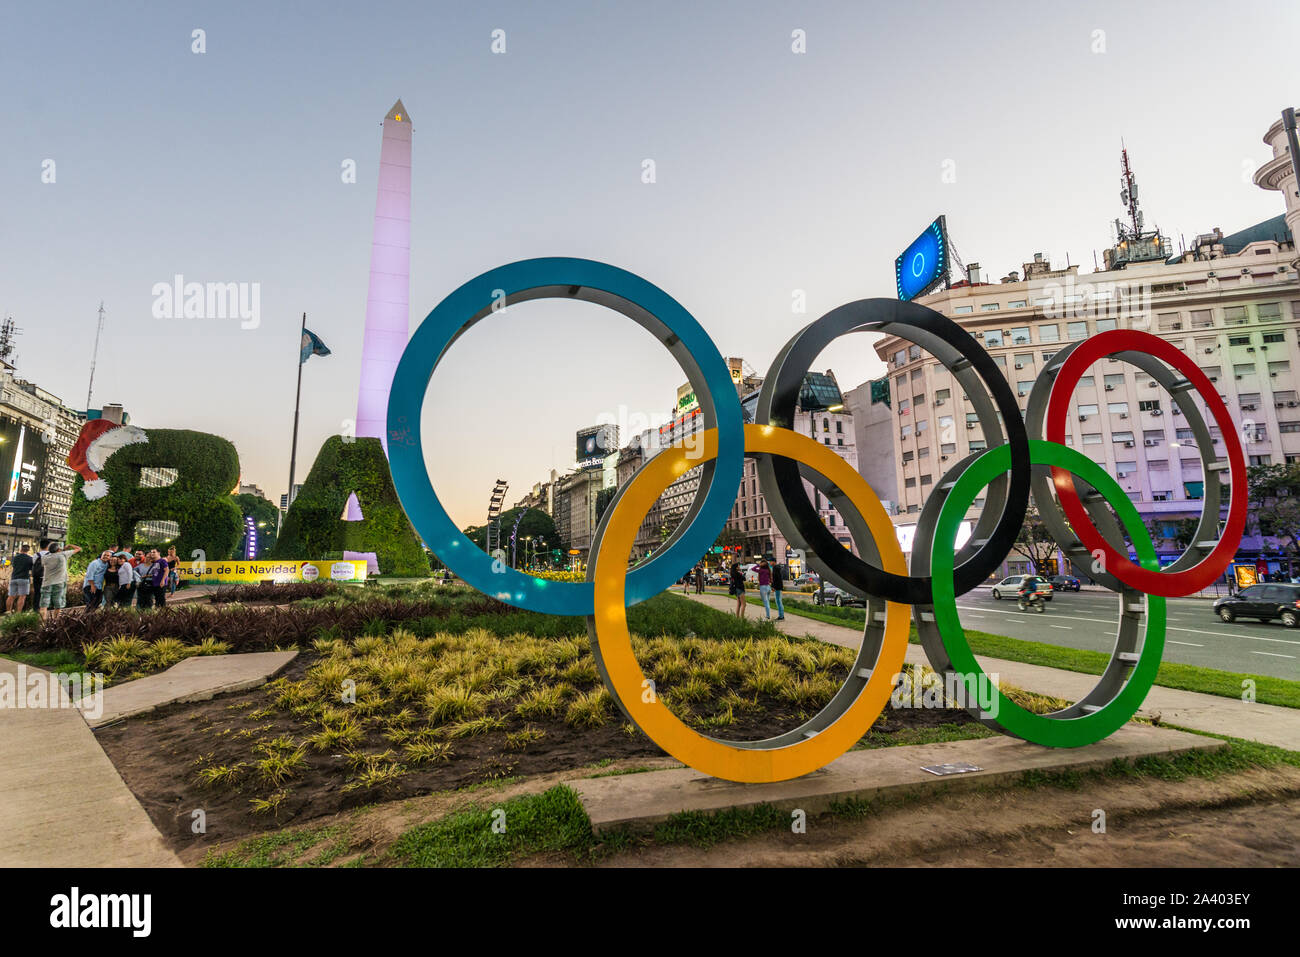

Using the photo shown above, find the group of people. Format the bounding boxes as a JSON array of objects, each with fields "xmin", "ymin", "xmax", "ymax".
[
  {"xmin": 5, "ymin": 541, "xmax": 180, "ymax": 622},
  {"xmin": 728, "ymin": 558, "xmax": 785, "ymax": 621}
]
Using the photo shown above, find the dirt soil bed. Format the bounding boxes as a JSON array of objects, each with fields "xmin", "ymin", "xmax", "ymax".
[{"xmin": 96, "ymin": 652, "xmax": 976, "ymax": 852}]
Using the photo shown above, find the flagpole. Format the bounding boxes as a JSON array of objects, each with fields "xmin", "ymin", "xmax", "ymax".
[{"xmin": 285, "ymin": 312, "xmax": 306, "ymax": 527}]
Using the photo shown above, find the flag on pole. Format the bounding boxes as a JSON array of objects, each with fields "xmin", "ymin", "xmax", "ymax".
[{"xmin": 300, "ymin": 328, "xmax": 331, "ymax": 364}]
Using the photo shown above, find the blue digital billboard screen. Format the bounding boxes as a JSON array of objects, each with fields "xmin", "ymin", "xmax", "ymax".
[{"xmin": 895, "ymin": 216, "xmax": 949, "ymax": 301}]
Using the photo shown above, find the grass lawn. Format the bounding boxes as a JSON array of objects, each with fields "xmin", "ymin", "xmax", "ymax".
[{"xmin": 741, "ymin": 595, "xmax": 1300, "ymax": 709}]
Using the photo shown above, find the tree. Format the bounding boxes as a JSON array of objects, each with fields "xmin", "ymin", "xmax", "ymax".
[
  {"xmin": 594, "ymin": 486, "xmax": 617, "ymax": 526},
  {"xmin": 232, "ymin": 492, "xmax": 280, "ymax": 554},
  {"xmin": 1147, "ymin": 517, "xmax": 1200, "ymax": 552},
  {"xmin": 1010, "ymin": 504, "xmax": 1059, "ymax": 574},
  {"xmin": 1247, "ymin": 463, "xmax": 1300, "ymax": 554},
  {"xmin": 462, "ymin": 507, "xmax": 561, "ymax": 566}
]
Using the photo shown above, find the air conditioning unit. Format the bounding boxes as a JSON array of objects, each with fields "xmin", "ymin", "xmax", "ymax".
[
  {"xmin": 1272, "ymin": 372, "xmax": 1279, "ymax": 378},
  {"xmin": 1236, "ymin": 375, "xmax": 1243, "ymax": 380},
  {"xmin": 1147, "ymin": 381, "xmax": 1157, "ymax": 387},
  {"xmin": 1213, "ymin": 438, "xmax": 1220, "ymax": 444},
  {"xmin": 1278, "ymin": 402, "xmax": 1287, "ymax": 409},
  {"xmin": 1117, "ymin": 471, "xmax": 1129, "ymax": 478},
  {"xmin": 1152, "ymin": 408, "xmax": 1163, "ymax": 416},
  {"xmin": 1105, "ymin": 384, "xmax": 1115, "ymax": 391},
  {"xmin": 1289, "ymin": 401, "xmax": 1298, "ymax": 408},
  {"xmin": 1144, "ymin": 439, "xmax": 1156, "ymax": 446},
  {"xmin": 935, "ymin": 399, "xmax": 945, "ymax": 405},
  {"xmin": 1243, "ymin": 405, "xmax": 1256, "ymax": 411},
  {"xmin": 975, "ymin": 332, "xmax": 984, "ymax": 338},
  {"xmin": 1018, "ymin": 390, "xmax": 1027, "ymax": 397},
  {"xmin": 1248, "ymin": 347, "xmax": 1256, "ymax": 353},
  {"xmin": 1120, "ymin": 413, "xmax": 1129, "ymax": 419},
  {"xmin": 1173, "ymin": 407, "xmax": 1183, "ymax": 414},
  {"xmin": 941, "ymin": 455, "xmax": 949, "ymax": 460},
  {"xmin": 1209, "ymin": 376, "xmax": 1218, "ymax": 382},
  {"xmin": 1124, "ymin": 441, "xmax": 1134, "ymax": 447},
  {"xmin": 966, "ymin": 422, "xmax": 976, "ymax": 430},
  {"xmin": 1079, "ymin": 414, "xmax": 1089, "ymax": 421},
  {"xmin": 1015, "ymin": 363, "xmax": 1024, "ymax": 369},
  {"xmin": 1204, "ymin": 348, "xmax": 1213, "ymax": 354},
  {"xmin": 1172, "ymin": 323, "xmax": 1182, "ymax": 330}
]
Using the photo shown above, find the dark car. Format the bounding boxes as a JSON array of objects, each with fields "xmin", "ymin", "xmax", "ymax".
[
  {"xmin": 1214, "ymin": 583, "xmax": 1300, "ymax": 627},
  {"xmin": 1047, "ymin": 574, "xmax": 1080, "ymax": 591},
  {"xmin": 813, "ymin": 582, "xmax": 866, "ymax": 607}
]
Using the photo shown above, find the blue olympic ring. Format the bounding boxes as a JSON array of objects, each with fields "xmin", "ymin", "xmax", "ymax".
[{"xmin": 386, "ymin": 257, "xmax": 744, "ymax": 616}]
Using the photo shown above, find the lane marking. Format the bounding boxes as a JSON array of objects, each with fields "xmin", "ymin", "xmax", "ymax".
[
  {"xmin": 959, "ymin": 604, "xmax": 1300, "ymax": 645},
  {"xmin": 1251, "ymin": 651, "xmax": 1297, "ymax": 659},
  {"xmin": 1049, "ymin": 624, "xmax": 1072, "ymax": 630},
  {"xmin": 1168, "ymin": 640, "xmax": 1203, "ymax": 647}
]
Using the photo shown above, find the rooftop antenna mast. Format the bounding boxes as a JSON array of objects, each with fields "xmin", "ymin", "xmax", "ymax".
[
  {"xmin": 1119, "ymin": 143, "xmax": 1143, "ymax": 239},
  {"xmin": 86, "ymin": 301, "xmax": 106, "ymax": 410},
  {"xmin": 0, "ymin": 316, "xmax": 19, "ymax": 366}
]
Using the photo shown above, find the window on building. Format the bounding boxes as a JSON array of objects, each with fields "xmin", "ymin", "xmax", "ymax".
[
  {"xmin": 904, "ymin": 477, "xmax": 917, "ymax": 488},
  {"xmin": 1077, "ymin": 375, "xmax": 1096, "ymax": 388},
  {"xmin": 1151, "ymin": 491, "xmax": 1171, "ymax": 502},
  {"xmin": 1014, "ymin": 353, "xmax": 1033, "ymax": 369},
  {"xmin": 1113, "ymin": 431, "xmax": 1134, "ymax": 444},
  {"xmin": 1103, "ymin": 373, "xmax": 1125, "ymax": 389},
  {"xmin": 1078, "ymin": 404, "xmax": 1099, "ymax": 416},
  {"xmin": 1082, "ymin": 433, "xmax": 1102, "ymax": 445},
  {"xmin": 1263, "ymin": 332, "xmax": 1285, "ymax": 344},
  {"xmin": 1228, "ymin": 335, "xmax": 1251, "ymax": 346},
  {"xmin": 1279, "ymin": 422, "xmax": 1300, "ymax": 434},
  {"xmin": 935, "ymin": 388, "xmax": 951, "ymax": 403},
  {"xmin": 917, "ymin": 446, "xmax": 928, "ymax": 458},
  {"xmin": 837, "ymin": 438, "xmax": 843, "ymax": 446},
  {"xmin": 980, "ymin": 303, "xmax": 1000, "ymax": 311},
  {"xmin": 835, "ymin": 420, "xmax": 843, "ymax": 433},
  {"xmin": 913, "ymin": 394, "xmax": 925, "ymax": 406},
  {"xmin": 1250, "ymin": 454, "xmax": 1273, "ymax": 466},
  {"xmin": 954, "ymin": 305, "xmax": 973, "ymax": 314},
  {"xmin": 1067, "ymin": 321, "xmax": 1089, "ymax": 340},
  {"xmin": 1149, "ymin": 459, "xmax": 1169, "ymax": 470},
  {"xmin": 983, "ymin": 330, "xmax": 1004, "ymax": 347},
  {"xmin": 1042, "ymin": 351, "xmax": 1057, "ymax": 362},
  {"xmin": 941, "ymin": 442, "xmax": 956, "ymax": 454},
  {"xmin": 1096, "ymin": 318, "xmax": 1118, "ymax": 333},
  {"xmin": 1239, "ymin": 393, "xmax": 1261, "ymax": 408},
  {"xmin": 1224, "ymin": 306, "xmax": 1248, "ymax": 325},
  {"xmin": 899, "ymin": 398, "xmax": 910, "ymax": 414},
  {"xmin": 938, "ymin": 415, "xmax": 954, "ymax": 432},
  {"xmin": 1038, "ymin": 324, "xmax": 1059, "ymax": 342},
  {"xmin": 1203, "ymin": 365, "xmax": 1222, "ymax": 380},
  {"xmin": 1009, "ymin": 300, "xmax": 1027, "ymax": 309},
  {"xmin": 901, "ymin": 424, "xmax": 913, "ymax": 438},
  {"xmin": 992, "ymin": 354, "xmax": 1007, "ymax": 369},
  {"xmin": 1258, "ymin": 303, "xmax": 1282, "ymax": 321},
  {"xmin": 1010, "ymin": 326, "xmax": 1031, "ymax": 344},
  {"xmin": 1233, "ymin": 363, "xmax": 1256, "ymax": 378},
  {"xmin": 1190, "ymin": 309, "xmax": 1213, "ymax": 328},
  {"xmin": 823, "ymin": 417, "xmax": 830, "ymax": 430},
  {"xmin": 920, "ymin": 474, "xmax": 932, "ymax": 486},
  {"xmin": 893, "ymin": 350, "xmax": 906, "ymax": 367},
  {"xmin": 916, "ymin": 419, "xmax": 929, "ymax": 434},
  {"xmin": 1269, "ymin": 361, "xmax": 1290, "ymax": 377},
  {"xmin": 902, "ymin": 450, "xmax": 914, "ymax": 463},
  {"xmin": 908, "ymin": 344, "xmax": 922, "ymax": 360},
  {"xmin": 911, "ymin": 369, "xmax": 923, "ymax": 381},
  {"xmin": 969, "ymin": 439, "xmax": 987, "ymax": 451},
  {"xmin": 966, "ymin": 412, "xmax": 979, "ymax": 424},
  {"xmin": 1108, "ymin": 402, "xmax": 1129, "ymax": 415},
  {"xmin": 1115, "ymin": 460, "xmax": 1137, "ymax": 475},
  {"xmin": 1138, "ymin": 399, "xmax": 1161, "ymax": 412},
  {"xmin": 1156, "ymin": 312, "xmax": 1182, "ymax": 332}
]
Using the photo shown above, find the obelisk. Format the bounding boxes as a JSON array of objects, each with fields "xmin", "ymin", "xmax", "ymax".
[
  {"xmin": 354, "ymin": 99, "xmax": 412, "ymax": 453},
  {"xmin": 347, "ymin": 100, "xmax": 411, "ymax": 568}
]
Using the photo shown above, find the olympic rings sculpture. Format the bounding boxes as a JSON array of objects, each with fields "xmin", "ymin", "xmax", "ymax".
[{"xmin": 388, "ymin": 257, "xmax": 1247, "ymax": 782}]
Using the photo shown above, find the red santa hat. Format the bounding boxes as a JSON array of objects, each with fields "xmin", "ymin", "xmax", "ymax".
[{"xmin": 67, "ymin": 420, "xmax": 148, "ymax": 500}]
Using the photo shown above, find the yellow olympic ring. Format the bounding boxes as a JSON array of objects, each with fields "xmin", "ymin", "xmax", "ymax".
[{"xmin": 591, "ymin": 424, "xmax": 910, "ymax": 783}]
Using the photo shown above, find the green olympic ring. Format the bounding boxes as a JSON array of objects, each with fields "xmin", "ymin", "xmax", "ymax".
[{"xmin": 929, "ymin": 439, "xmax": 1166, "ymax": 747}]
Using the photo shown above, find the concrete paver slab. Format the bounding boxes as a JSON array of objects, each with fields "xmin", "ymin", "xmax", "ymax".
[{"xmin": 573, "ymin": 723, "xmax": 1223, "ymax": 833}]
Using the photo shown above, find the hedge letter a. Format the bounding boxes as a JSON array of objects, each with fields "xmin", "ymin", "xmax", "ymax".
[{"xmin": 273, "ymin": 437, "xmax": 427, "ymax": 576}]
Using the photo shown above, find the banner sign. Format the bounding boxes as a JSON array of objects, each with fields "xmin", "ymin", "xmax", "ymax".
[{"xmin": 177, "ymin": 559, "xmax": 367, "ymax": 584}]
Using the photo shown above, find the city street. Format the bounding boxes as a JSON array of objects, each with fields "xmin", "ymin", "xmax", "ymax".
[{"xmin": 957, "ymin": 587, "xmax": 1299, "ymax": 681}]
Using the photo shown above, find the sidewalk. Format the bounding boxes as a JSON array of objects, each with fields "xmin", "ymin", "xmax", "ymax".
[
  {"xmin": 684, "ymin": 592, "xmax": 1300, "ymax": 751},
  {"xmin": 0, "ymin": 658, "xmax": 179, "ymax": 866}
]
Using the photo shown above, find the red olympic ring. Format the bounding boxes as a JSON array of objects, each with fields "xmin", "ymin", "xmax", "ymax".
[{"xmin": 1044, "ymin": 329, "xmax": 1248, "ymax": 597}]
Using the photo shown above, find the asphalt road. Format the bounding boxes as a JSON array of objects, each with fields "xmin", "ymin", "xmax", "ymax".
[
  {"xmin": 699, "ymin": 585, "xmax": 1299, "ymax": 680},
  {"xmin": 956, "ymin": 587, "xmax": 1299, "ymax": 681}
]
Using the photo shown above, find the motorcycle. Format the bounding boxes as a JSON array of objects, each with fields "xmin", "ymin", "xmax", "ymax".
[{"xmin": 1017, "ymin": 583, "xmax": 1050, "ymax": 613}]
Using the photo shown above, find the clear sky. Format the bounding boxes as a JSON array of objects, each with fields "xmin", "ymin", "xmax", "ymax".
[{"xmin": 3, "ymin": 0, "xmax": 1295, "ymax": 528}]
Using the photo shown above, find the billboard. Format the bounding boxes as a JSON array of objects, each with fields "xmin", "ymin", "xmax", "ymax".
[
  {"xmin": 576, "ymin": 425, "xmax": 617, "ymax": 469},
  {"xmin": 895, "ymin": 215, "xmax": 950, "ymax": 301},
  {"xmin": 0, "ymin": 417, "xmax": 44, "ymax": 510},
  {"xmin": 177, "ymin": 560, "xmax": 367, "ymax": 584}
]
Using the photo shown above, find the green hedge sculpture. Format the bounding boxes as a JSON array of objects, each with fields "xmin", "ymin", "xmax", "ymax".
[
  {"xmin": 272, "ymin": 436, "xmax": 428, "ymax": 576},
  {"xmin": 68, "ymin": 428, "xmax": 243, "ymax": 560}
]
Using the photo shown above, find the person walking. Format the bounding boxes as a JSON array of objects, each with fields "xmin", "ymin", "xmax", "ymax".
[
  {"xmin": 165, "ymin": 545, "xmax": 179, "ymax": 595},
  {"xmin": 771, "ymin": 560, "xmax": 786, "ymax": 621},
  {"xmin": 729, "ymin": 561, "xmax": 747, "ymax": 618},
  {"xmin": 83, "ymin": 549, "xmax": 111, "ymax": 611},
  {"xmin": 757, "ymin": 559, "xmax": 773, "ymax": 619},
  {"xmin": 103, "ymin": 556, "xmax": 120, "ymax": 607},
  {"xmin": 695, "ymin": 562, "xmax": 705, "ymax": 594},
  {"xmin": 38, "ymin": 542, "xmax": 81, "ymax": 623},
  {"xmin": 6, "ymin": 543, "xmax": 34, "ymax": 614}
]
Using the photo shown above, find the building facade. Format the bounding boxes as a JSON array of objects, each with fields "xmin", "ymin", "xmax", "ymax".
[{"xmin": 873, "ymin": 137, "xmax": 1297, "ymax": 578}]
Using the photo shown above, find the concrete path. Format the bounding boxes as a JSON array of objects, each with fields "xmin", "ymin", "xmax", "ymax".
[
  {"xmin": 686, "ymin": 592, "xmax": 1300, "ymax": 751},
  {"xmin": 574, "ymin": 723, "xmax": 1222, "ymax": 833},
  {"xmin": 0, "ymin": 658, "xmax": 179, "ymax": 867},
  {"xmin": 86, "ymin": 650, "xmax": 297, "ymax": 728}
]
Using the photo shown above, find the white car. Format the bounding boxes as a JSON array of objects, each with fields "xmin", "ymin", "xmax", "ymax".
[{"xmin": 991, "ymin": 575, "xmax": 1053, "ymax": 601}]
